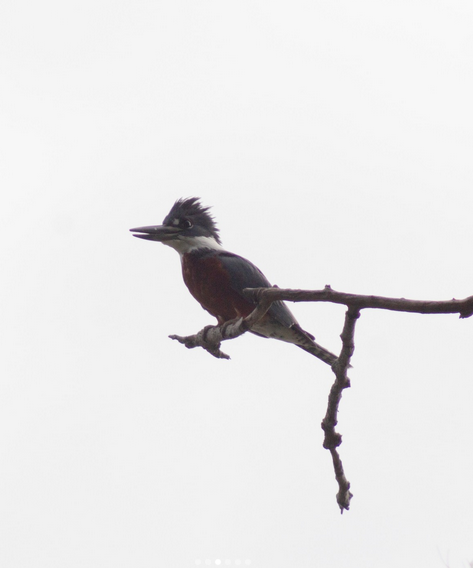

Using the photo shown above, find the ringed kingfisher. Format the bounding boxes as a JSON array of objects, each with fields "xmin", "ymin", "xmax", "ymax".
[{"xmin": 130, "ymin": 197, "xmax": 337, "ymax": 366}]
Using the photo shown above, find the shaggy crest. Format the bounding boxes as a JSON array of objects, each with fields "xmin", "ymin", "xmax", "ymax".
[{"xmin": 163, "ymin": 197, "xmax": 221, "ymax": 244}]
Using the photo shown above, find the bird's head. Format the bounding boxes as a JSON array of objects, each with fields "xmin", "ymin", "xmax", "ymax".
[{"xmin": 130, "ymin": 197, "xmax": 222, "ymax": 254}]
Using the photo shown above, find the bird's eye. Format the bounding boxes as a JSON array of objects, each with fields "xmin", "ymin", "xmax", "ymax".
[{"xmin": 180, "ymin": 218, "xmax": 193, "ymax": 229}]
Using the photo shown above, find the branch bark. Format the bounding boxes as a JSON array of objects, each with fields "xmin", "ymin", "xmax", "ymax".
[
  {"xmin": 243, "ymin": 285, "xmax": 473, "ymax": 318},
  {"xmin": 321, "ymin": 306, "xmax": 359, "ymax": 513},
  {"xmin": 169, "ymin": 293, "xmax": 274, "ymax": 359},
  {"xmin": 169, "ymin": 285, "xmax": 473, "ymax": 511}
]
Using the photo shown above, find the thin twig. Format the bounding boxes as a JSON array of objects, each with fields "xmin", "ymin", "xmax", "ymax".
[
  {"xmin": 169, "ymin": 285, "xmax": 473, "ymax": 511},
  {"xmin": 169, "ymin": 295, "xmax": 273, "ymax": 359},
  {"xmin": 321, "ymin": 307, "xmax": 359, "ymax": 513},
  {"xmin": 244, "ymin": 286, "xmax": 473, "ymax": 318}
]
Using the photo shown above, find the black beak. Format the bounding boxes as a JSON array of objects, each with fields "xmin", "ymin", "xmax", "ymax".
[{"xmin": 129, "ymin": 224, "xmax": 181, "ymax": 242}]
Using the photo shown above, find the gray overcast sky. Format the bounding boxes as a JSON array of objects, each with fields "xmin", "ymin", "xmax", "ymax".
[{"xmin": 1, "ymin": 1, "xmax": 473, "ymax": 567}]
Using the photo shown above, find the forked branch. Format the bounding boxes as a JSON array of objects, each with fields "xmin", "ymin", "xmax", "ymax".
[
  {"xmin": 169, "ymin": 286, "xmax": 473, "ymax": 511},
  {"xmin": 244, "ymin": 285, "xmax": 473, "ymax": 318}
]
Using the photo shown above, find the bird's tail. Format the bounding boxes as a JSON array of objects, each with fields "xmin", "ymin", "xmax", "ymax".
[
  {"xmin": 290, "ymin": 323, "xmax": 339, "ymax": 366},
  {"xmin": 296, "ymin": 342, "xmax": 339, "ymax": 366},
  {"xmin": 251, "ymin": 317, "xmax": 341, "ymax": 367}
]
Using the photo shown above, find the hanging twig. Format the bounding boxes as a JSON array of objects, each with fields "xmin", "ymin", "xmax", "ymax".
[
  {"xmin": 169, "ymin": 285, "xmax": 473, "ymax": 511},
  {"xmin": 321, "ymin": 306, "xmax": 359, "ymax": 513}
]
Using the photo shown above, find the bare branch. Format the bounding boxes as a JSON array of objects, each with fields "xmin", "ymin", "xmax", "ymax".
[
  {"xmin": 169, "ymin": 294, "xmax": 273, "ymax": 359},
  {"xmin": 171, "ymin": 286, "xmax": 473, "ymax": 358},
  {"xmin": 169, "ymin": 325, "xmax": 232, "ymax": 359},
  {"xmin": 169, "ymin": 284, "xmax": 473, "ymax": 512},
  {"xmin": 244, "ymin": 286, "xmax": 473, "ymax": 318},
  {"xmin": 321, "ymin": 307, "xmax": 359, "ymax": 513}
]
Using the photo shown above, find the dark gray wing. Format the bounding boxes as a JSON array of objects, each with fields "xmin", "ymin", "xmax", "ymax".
[
  {"xmin": 217, "ymin": 252, "xmax": 339, "ymax": 365},
  {"xmin": 217, "ymin": 251, "xmax": 299, "ymax": 329}
]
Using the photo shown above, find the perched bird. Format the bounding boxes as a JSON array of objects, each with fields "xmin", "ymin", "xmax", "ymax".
[{"xmin": 130, "ymin": 198, "xmax": 338, "ymax": 366}]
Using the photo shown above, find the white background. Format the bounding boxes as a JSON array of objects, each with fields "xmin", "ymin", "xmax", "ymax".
[{"xmin": 1, "ymin": 1, "xmax": 473, "ymax": 567}]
